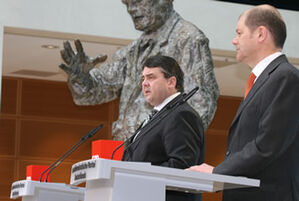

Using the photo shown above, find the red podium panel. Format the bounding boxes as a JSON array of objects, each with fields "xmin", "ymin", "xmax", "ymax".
[
  {"xmin": 92, "ymin": 140, "xmax": 124, "ymax": 160},
  {"xmin": 26, "ymin": 165, "xmax": 49, "ymax": 182}
]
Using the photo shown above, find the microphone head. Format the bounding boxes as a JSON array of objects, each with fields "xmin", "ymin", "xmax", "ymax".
[
  {"xmin": 82, "ymin": 124, "xmax": 103, "ymax": 141},
  {"xmin": 89, "ymin": 124, "xmax": 103, "ymax": 137}
]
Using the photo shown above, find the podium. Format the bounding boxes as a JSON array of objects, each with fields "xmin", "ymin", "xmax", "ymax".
[
  {"xmin": 70, "ymin": 158, "xmax": 260, "ymax": 201},
  {"xmin": 10, "ymin": 180, "xmax": 85, "ymax": 201}
]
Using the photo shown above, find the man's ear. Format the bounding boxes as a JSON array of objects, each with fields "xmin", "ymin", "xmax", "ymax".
[
  {"xmin": 168, "ymin": 76, "xmax": 177, "ymax": 89},
  {"xmin": 257, "ymin": 26, "xmax": 268, "ymax": 43}
]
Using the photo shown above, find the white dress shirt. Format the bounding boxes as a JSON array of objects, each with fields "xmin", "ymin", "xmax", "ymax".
[{"xmin": 252, "ymin": 52, "xmax": 282, "ymax": 82}]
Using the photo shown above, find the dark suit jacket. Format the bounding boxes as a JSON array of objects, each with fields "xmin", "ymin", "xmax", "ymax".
[
  {"xmin": 213, "ymin": 55, "xmax": 299, "ymax": 201},
  {"xmin": 122, "ymin": 94, "xmax": 205, "ymax": 201}
]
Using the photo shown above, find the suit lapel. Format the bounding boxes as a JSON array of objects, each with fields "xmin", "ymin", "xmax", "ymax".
[
  {"xmin": 127, "ymin": 94, "xmax": 183, "ymax": 149},
  {"xmin": 230, "ymin": 55, "xmax": 287, "ymax": 127}
]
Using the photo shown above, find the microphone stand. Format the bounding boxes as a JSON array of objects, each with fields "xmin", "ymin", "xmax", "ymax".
[
  {"xmin": 110, "ymin": 136, "xmax": 133, "ymax": 160},
  {"xmin": 39, "ymin": 124, "xmax": 103, "ymax": 182}
]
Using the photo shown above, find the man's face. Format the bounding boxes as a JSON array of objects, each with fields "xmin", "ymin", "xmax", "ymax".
[
  {"xmin": 142, "ymin": 67, "xmax": 173, "ymax": 106},
  {"xmin": 122, "ymin": 0, "xmax": 170, "ymax": 33},
  {"xmin": 232, "ymin": 15, "xmax": 258, "ymax": 66}
]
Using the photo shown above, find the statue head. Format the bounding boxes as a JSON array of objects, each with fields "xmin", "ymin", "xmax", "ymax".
[{"xmin": 122, "ymin": 0, "xmax": 174, "ymax": 33}]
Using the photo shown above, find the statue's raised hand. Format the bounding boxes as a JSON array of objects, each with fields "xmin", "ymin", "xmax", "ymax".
[{"xmin": 59, "ymin": 39, "xmax": 107, "ymax": 76}]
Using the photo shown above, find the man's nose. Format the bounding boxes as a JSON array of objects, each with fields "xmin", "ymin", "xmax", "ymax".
[
  {"xmin": 232, "ymin": 37, "xmax": 238, "ymax": 45},
  {"xmin": 142, "ymin": 79, "xmax": 149, "ymax": 87}
]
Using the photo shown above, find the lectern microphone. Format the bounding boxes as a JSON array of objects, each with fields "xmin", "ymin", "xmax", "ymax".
[{"xmin": 39, "ymin": 124, "xmax": 103, "ymax": 182}]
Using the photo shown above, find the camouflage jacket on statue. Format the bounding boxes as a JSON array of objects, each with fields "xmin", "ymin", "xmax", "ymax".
[{"xmin": 67, "ymin": 11, "xmax": 219, "ymax": 140}]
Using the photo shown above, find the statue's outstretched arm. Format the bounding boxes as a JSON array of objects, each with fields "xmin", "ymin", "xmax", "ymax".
[
  {"xmin": 59, "ymin": 39, "xmax": 107, "ymax": 76},
  {"xmin": 59, "ymin": 40, "xmax": 110, "ymax": 103},
  {"xmin": 59, "ymin": 39, "xmax": 128, "ymax": 105}
]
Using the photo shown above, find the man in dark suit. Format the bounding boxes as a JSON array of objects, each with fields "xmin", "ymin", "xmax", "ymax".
[
  {"xmin": 122, "ymin": 55, "xmax": 204, "ymax": 201},
  {"xmin": 188, "ymin": 4, "xmax": 299, "ymax": 201}
]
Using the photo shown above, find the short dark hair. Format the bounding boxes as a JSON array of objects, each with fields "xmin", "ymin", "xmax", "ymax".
[
  {"xmin": 142, "ymin": 55, "xmax": 184, "ymax": 92},
  {"xmin": 244, "ymin": 7, "xmax": 286, "ymax": 49}
]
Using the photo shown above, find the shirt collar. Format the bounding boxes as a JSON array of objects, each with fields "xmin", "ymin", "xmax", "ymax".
[
  {"xmin": 154, "ymin": 92, "xmax": 181, "ymax": 111},
  {"xmin": 252, "ymin": 52, "xmax": 282, "ymax": 82}
]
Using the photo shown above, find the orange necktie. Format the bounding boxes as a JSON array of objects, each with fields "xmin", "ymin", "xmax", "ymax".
[{"xmin": 244, "ymin": 72, "xmax": 256, "ymax": 99}]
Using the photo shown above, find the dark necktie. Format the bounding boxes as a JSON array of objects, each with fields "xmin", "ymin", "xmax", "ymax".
[
  {"xmin": 244, "ymin": 72, "xmax": 256, "ymax": 99},
  {"xmin": 142, "ymin": 109, "xmax": 158, "ymax": 127},
  {"xmin": 132, "ymin": 109, "xmax": 158, "ymax": 142},
  {"xmin": 148, "ymin": 109, "xmax": 158, "ymax": 120}
]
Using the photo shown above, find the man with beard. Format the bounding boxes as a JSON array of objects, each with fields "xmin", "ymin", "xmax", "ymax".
[{"xmin": 60, "ymin": 0, "xmax": 219, "ymax": 140}]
